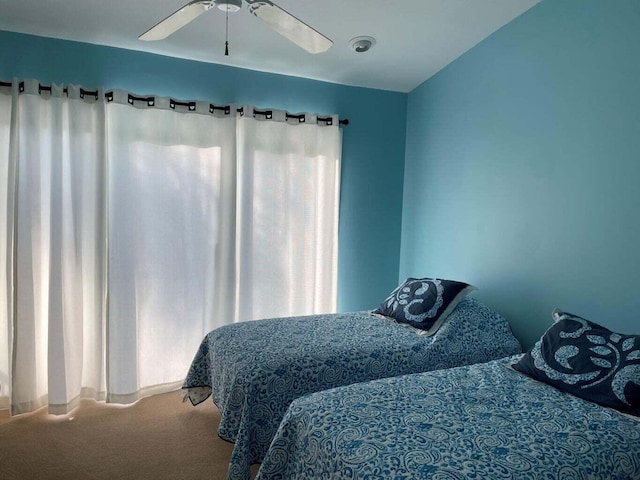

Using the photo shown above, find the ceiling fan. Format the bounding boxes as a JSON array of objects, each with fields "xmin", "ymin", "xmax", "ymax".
[{"xmin": 139, "ymin": 0, "xmax": 333, "ymax": 54}]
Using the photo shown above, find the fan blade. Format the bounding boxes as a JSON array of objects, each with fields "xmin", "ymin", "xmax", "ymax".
[
  {"xmin": 246, "ymin": 0, "xmax": 333, "ymax": 54},
  {"xmin": 139, "ymin": 0, "xmax": 215, "ymax": 41}
]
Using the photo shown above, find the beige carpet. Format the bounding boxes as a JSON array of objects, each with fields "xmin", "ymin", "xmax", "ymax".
[{"xmin": 0, "ymin": 390, "xmax": 259, "ymax": 480}]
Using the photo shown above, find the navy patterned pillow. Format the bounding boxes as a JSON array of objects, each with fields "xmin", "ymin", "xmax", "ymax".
[
  {"xmin": 374, "ymin": 277, "xmax": 476, "ymax": 334},
  {"xmin": 513, "ymin": 309, "xmax": 640, "ymax": 417}
]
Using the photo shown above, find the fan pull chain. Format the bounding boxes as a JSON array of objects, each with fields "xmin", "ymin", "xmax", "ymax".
[{"xmin": 224, "ymin": 3, "xmax": 229, "ymax": 56}]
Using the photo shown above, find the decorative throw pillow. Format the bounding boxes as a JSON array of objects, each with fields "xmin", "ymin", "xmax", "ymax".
[
  {"xmin": 374, "ymin": 277, "xmax": 476, "ymax": 334},
  {"xmin": 512, "ymin": 309, "xmax": 640, "ymax": 417}
]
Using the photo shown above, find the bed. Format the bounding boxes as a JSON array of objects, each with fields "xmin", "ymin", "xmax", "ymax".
[
  {"xmin": 256, "ymin": 309, "xmax": 640, "ymax": 479},
  {"xmin": 182, "ymin": 278, "xmax": 522, "ymax": 480}
]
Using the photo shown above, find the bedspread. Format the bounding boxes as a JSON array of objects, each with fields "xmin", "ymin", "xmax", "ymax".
[
  {"xmin": 183, "ymin": 297, "xmax": 521, "ymax": 480},
  {"xmin": 257, "ymin": 356, "xmax": 640, "ymax": 479}
]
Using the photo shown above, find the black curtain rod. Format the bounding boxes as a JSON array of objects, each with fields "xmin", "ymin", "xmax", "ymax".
[
  {"xmin": 122, "ymin": 99, "xmax": 349, "ymax": 125},
  {"xmin": 0, "ymin": 81, "xmax": 349, "ymax": 126},
  {"xmin": 237, "ymin": 106, "xmax": 348, "ymax": 126},
  {"xmin": 0, "ymin": 80, "xmax": 24, "ymax": 91},
  {"xmin": 37, "ymin": 83, "xmax": 99, "ymax": 100}
]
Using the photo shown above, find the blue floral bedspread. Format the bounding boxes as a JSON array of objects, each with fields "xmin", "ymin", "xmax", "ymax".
[
  {"xmin": 182, "ymin": 298, "xmax": 521, "ymax": 480},
  {"xmin": 256, "ymin": 356, "xmax": 640, "ymax": 480}
]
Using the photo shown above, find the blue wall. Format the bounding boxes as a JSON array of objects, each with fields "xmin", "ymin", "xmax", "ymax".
[
  {"xmin": 402, "ymin": 0, "xmax": 640, "ymax": 348},
  {"xmin": 0, "ymin": 30, "xmax": 407, "ymax": 313}
]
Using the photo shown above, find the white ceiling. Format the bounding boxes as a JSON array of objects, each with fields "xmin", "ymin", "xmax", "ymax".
[{"xmin": 0, "ymin": 0, "xmax": 540, "ymax": 93}]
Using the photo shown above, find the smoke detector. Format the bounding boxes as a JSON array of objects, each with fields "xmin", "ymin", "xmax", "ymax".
[
  {"xmin": 217, "ymin": 0, "xmax": 242, "ymax": 12},
  {"xmin": 349, "ymin": 36, "xmax": 376, "ymax": 53}
]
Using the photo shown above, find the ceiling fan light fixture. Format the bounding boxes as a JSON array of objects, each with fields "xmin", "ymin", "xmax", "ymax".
[
  {"xmin": 217, "ymin": 0, "xmax": 242, "ymax": 12},
  {"xmin": 349, "ymin": 36, "xmax": 376, "ymax": 53},
  {"xmin": 139, "ymin": 0, "xmax": 333, "ymax": 55}
]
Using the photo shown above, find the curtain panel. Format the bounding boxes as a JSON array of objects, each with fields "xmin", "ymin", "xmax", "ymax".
[
  {"xmin": 0, "ymin": 79, "xmax": 342, "ymax": 415},
  {"xmin": 236, "ymin": 111, "xmax": 341, "ymax": 321}
]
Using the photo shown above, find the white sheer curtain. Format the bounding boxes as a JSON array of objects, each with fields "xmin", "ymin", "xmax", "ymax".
[
  {"xmin": 0, "ymin": 80, "xmax": 342, "ymax": 415},
  {"xmin": 106, "ymin": 95, "xmax": 236, "ymax": 402},
  {"xmin": 236, "ymin": 112, "xmax": 341, "ymax": 320},
  {"xmin": 1, "ymin": 81, "xmax": 108, "ymax": 415},
  {"xmin": 0, "ymin": 84, "xmax": 15, "ymax": 411}
]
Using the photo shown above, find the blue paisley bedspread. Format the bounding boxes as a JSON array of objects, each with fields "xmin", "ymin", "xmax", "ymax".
[
  {"xmin": 182, "ymin": 298, "xmax": 522, "ymax": 480},
  {"xmin": 256, "ymin": 355, "xmax": 640, "ymax": 480}
]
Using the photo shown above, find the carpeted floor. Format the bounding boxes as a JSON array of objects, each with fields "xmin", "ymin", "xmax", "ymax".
[{"xmin": 0, "ymin": 390, "xmax": 258, "ymax": 480}]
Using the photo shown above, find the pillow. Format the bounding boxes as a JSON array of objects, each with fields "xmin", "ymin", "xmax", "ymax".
[
  {"xmin": 512, "ymin": 309, "xmax": 640, "ymax": 417},
  {"xmin": 374, "ymin": 277, "xmax": 476, "ymax": 334}
]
